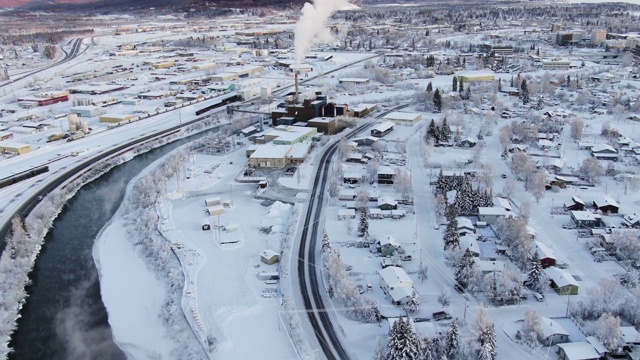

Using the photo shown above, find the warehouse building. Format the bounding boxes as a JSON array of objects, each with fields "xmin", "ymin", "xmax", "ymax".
[
  {"xmin": 338, "ymin": 78, "xmax": 370, "ymax": 86},
  {"xmin": 100, "ymin": 114, "xmax": 134, "ymax": 123},
  {"xmin": 17, "ymin": 91, "xmax": 70, "ymax": 108},
  {"xmin": 457, "ymin": 70, "xmax": 496, "ymax": 82},
  {"xmin": 249, "ymin": 144, "xmax": 291, "ymax": 168},
  {"xmin": 383, "ymin": 111, "xmax": 422, "ymax": 126},
  {"xmin": 262, "ymin": 125, "xmax": 317, "ymax": 145},
  {"xmin": 70, "ymin": 106, "xmax": 106, "ymax": 118},
  {"xmin": 0, "ymin": 142, "xmax": 32, "ymax": 155}
]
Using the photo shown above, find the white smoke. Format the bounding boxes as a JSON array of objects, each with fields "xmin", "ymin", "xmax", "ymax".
[{"xmin": 294, "ymin": 0, "xmax": 350, "ymax": 65}]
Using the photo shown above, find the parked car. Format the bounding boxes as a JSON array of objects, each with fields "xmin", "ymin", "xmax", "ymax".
[
  {"xmin": 501, "ymin": 174, "xmax": 507, "ymax": 178},
  {"xmin": 454, "ymin": 283, "xmax": 465, "ymax": 294},
  {"xmin": 432, "ymin": 311, "xmax": 452, "ymax": 321},
  {"xmin": 533, "ymin": 292, "xmax": 544, "ymax": 302}
]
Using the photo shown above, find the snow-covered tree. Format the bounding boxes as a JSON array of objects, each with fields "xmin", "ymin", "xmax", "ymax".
[
  {"xmin": 570, "ymin": 118, "xmax": 584, "ymax": 140},
  {"xmin": 439, "ymin": 117, "xmax": 451, "ymax": 142},
  {"xmin": 455, "ymin": 249, "xmax": 477, "ymax": 288},
  {"xmin": 417, "ymin": 263, "xmax": 429, "ymax": 284},
  {"xmin": 374, "ymin": 336, "xmax": 387, "ymax": 360},
  {"xmin": 445, "ymin": 320, "xmax": 459, "ymax": 359},
  {"xmin": 358, "ymin": 209, "xmax": 369, "ymax": 238},
  {"xmin": 473, "ymin": 307, "xmax": 497, "ymax": 360},
  {"xmin": 386, "ymin": 316, "xmax": 420, "ymax": 360},
  {"xmin": 579, "ymin": 157, "xmax": 605, "ymax": 184},
  {"xmin": 502, "ymin": 179, "xmax": 516, "ymax": 199},
  {"xmin": 521, "ymin": 308, "xmax": 543, "ymax": 345},
  {"xmin": 594, "ymin": 313, "xmax": 623, "ymax": 353},
  {"xmin": 328, "ymin": 179, "xmax": 339, "ymax": 198},
  {"xmin": 434, "ymin": 194, "xmax": 447, "ymax": 221},
  {"xmin": 611, "ymin": 231, "xmax": 640, "ymax": 261},
  {"xmin": 419, "ymin": 337, "xmax": 436, "ymax": 360},
  {"xmin": 407, "ymin": 291, "xmax": 420, "ymax": 313},
  {"xmin": 433, "ymin": 89, "xmax": 442, "ymax": 113},
  {"xmin": 525, "ymin": 252, "xmax": 546, "ymax": 291},
  {"xmin": 322, "ymin": 229, "xmax": 332, "ymax": 255},
  {"xmin": 532, "ymin": 170, "xmax": 547, "ymax": 202},
  {"xmin": 575, "ymin": 278, "xmax": 626, "ymax": 320},
  {"xmin": 444, "ymin": 217, "xmax": 460, "ymax": 251},
  {"xmin": 438, "ymin": 287, "xmax": 451, "ymax": 307}
]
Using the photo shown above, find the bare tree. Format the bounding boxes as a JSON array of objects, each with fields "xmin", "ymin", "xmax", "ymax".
[
  {"xmin": 579, "ymin": 157, "xmax": 605, "ymax": 184},
  {"xmin": 570, "ymin": 118, "xmax": 584, "ymax": 140},
  {"xmin": 502, "ymin": 179, "xmax": 516, "ymax": 198},
  {"xmin": 532, "ymin": 171, "xmax": 547, "ymax": 202}
]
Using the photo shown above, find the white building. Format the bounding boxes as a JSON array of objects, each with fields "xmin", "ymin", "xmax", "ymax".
[
  {"xmin": 383, "ymin": 111, "xmax": 422, "ymax": 126},
  {"xmin": 379, "ymin": 266, "xmax": 414, "ymax": 305}
]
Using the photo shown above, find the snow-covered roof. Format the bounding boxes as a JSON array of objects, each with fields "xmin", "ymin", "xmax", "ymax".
[
  {"xmin": 456, "ymin": 217, "xmax": 474, "ymax": 230},
  {"xmin": 383, "ymin": 111, "xmax": 421, "ymax": 121},
  {"xmin": 260, "ymin": 249, "xmax": 279, "ymax": 259},
  {"xmin": 380, "ymin": 235, "xmax": 400, "ymax": 248},
  {"xmin": 371, "ymin": 120, "xmax": 395, "ymax": 133},
  {"xmin": 585, "ymin": 336, "xmax": 607, "ymax": 356},
  {"xmin": 594, "ymin": 196, "xmax": 619, "ymax": 209},
  {"xmin": 526, "ymin": 225, "xmax": 537, "ymax": 238},
  {"xmin": 533, "ymin": 241, "xmax": 556, "ymax": 261},
  {"xmin": 572, "ymin": 196, "xmax": 585, "ymax": 205},
  {"xmin": 544, "ymin": 267, "xmax": 579, "ymax": 288},
  {"xmin": 540, "ymin": 317, "xmax": 570, "ymax": 338},
  {"xmin": 494, "ymin": 197, "xmax": 512, "ymax": 211},
  {"xmin": 571, "ymin": 210, "xmax": 597, "ymax": 221},
  {"xmin": 476, "ymin": 260, "xmax": 506, "ymax": 273},
  {"xmin": 379, "ymin": 266, "xmax": 413, "ymax": 288},
  {"xmin": 459, "ymin": 234, "xmax": 480, "ymax": 255},
  {"xmin": 249, "ymin": 144, "xmax": 290, "ymax": 159},
  {"xmin": 378, "ymin": 196, "xmax": 397, "ymax": 206},
  {"xmin": 338, "ymin": 209, "xmax": 355, "ymax": 217},
  {"xmin": 557, "ymin": 342, "xmax": 601, "ymax": 360},
  {"xmin": 478, "ymin": 207, "xmax": 508, "ymax": 216},
  {"xmin": 591, "ymin": 143, "xmax": 616, "ymax": 153},
  {"xmin": 621, "ymin": 326, "xmax": 640, "ymax": 344},
  {"xmin": 287, "ymin": 142, "xmax": 311, "ymax": 159},
  {"xmin": 339, "ymin": 77, "xmax": 370, "ymax": 83},
  {"xmin": 377, "ymin": 166, "xmax": 395, "ymax": 175}
]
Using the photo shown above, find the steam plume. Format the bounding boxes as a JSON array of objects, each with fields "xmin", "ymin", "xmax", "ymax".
[{"xmin": 294, "ymin": 0, "xmax": 350, "ymax": 65}]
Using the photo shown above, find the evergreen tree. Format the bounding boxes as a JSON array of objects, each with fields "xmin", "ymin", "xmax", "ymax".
[
  {"xmin": 408, "ymin": 291, "xmax": 420, "ymax": 313},
  {"xmin": 455, "ymin": 249, "xmax": 476, "ymax": 288},
  {"xmin": 436, "ymin": 168, "xmax": 447, "ymax": 195},
  {"xmin": 358, "ymin": 209, "xmax": 369, "ymax": 238},
  {"xmin": 535, "ymin": 96, "xmax": 544, "ymax": 110},
  {"xmin": 510, "ymin": 76, "xmax": 515, "ymax": 87},
  {"xmin": 498, "ymin": 78, "xmax": 502, "ymax": 92},
  {"xmin": 322, "ymin": 229, "xmax": 332, "ymax": 254},
  {"xmin": 464, "ymin": 86, "xmax": 471, "ymax": 101},
  {"xmin": 439, "ymin": 117, "xmax": 451, "ymax": 142},
  {"xmin": 445, "ymin": 320, "xmax": 459, "ymax": 359},
  {"xmin": 445, "ymin": 203, "xmax": 457, "ymax": 222},
  {"xmin": 525, "ymin": 252, "xmax": 543, "ymax": 290},
  {"xmin": 386, "ymin": 316, "xmax": 420, "ymax": 360},
  {"xmin": 419, "ymin": 337, "xmax": 435, "ymax": 360},
  {"xmin": 566, "ymin": 75, "xmax": 571, "ymax": 88},
  {"xmin": 433, "ymin": 89, "xmax": 442, "ymax": 113},
  {"xmin": 443, "ymin": 217, "xmax": 460, "ymax": 251},
  {"xmin": 474, "ymin": 314, "xmax": 497, "ymax": 360},
  {"xmin": 427, "ymin": 119, "xmax": 438, "ymax": 140},
  {"xmin": 459, "ymin": 78, "xmax": 464, "ymax": 93},
  {"xmin": 520, "ymin": 79, "xmax": 530, "ymax": 105},
  {"xmin": 426, "ymin": 81, "xmax": 433, "ymax": 93},
  {"xmin": 434, "ymin": 125, "xmax": 441, "ymax": 143},
  {"xmin": 452, "ymin": 76, "xmax": 458, "ymax": 92}
]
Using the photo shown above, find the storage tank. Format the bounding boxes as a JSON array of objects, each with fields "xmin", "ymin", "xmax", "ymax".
[
  {"xmin": 68, "ymin": 114, "xmax": 78, "ymax": 132},
  {"xmin": 259, "ymin": 49, "xmax": 269, "ymax": 57},
  {"xmin": 81, "ymin": 120, "xmax": 89, "ymax": 134}
]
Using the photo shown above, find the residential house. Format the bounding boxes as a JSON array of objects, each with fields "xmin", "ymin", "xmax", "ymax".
[
  {"xmin": 545, "ymin": 267, "xmax": 579, "ymax": 295},
  {"xmin": 459, "ymin": 137, "xmax": 477, "ymax": 148},
  {"xmin": 564, "ymin": 196, "xmax": 585, "ymax": 211},
  {"xmin": 343, "ymin": 172, "xmax": 363, "ymax": 184},
  {"xmin": 260, "ymin": 249, "xmax": 280, "ymax": 265},
  {"xmin": 380, "ymin": 235, "xmax": 402, "ymax": 257},
  {"xmin": 557, "ymin": 342, "xmax": 601, "ymax": 360},
  {"xmin": 591, "ymin": 144, "xmax": 618, "ymax": 161},
  {"xmin": 370, "ymin": 121, "xmax": 395, "ymax": 138},
  {"xmin": 378, "ymin": 196, "xmax": 398, "ymax": 210},
  {"xmin": 456, "ymin": 217, "xmax": 475, "ymax": 236},
  {"xmin": 494, "ymin": 197, "xmax": 513, "ymax": 212},
  {"xmin": 540, "ymin": 317, "xmax": 570, "ymax": 346},
  {"xmin": 621, "ymin": 326, "xmax": 640, "ymax": 346},
  {"xmin": 459, "ymin": 234, "xmax": 481, "ymax": 257},
  {"xmin": 478, "ymin": 207, "xmax": 510, "ymax": 225},
  {"xmin": 570, "ymin": 210, "xmax": 602, "ymax": 228},
  {"xmin": 622, "ymin": 214, "xmax": 640, "ymax": 228},
  {"xmin": 585, "ymin": 336, "xmax": 608, "ymax": 359},
  {"xmin": 338, "ymin": 209, "xmax": 356, "ymax": 220},
  {"xmin": 379, "ymin": 266, "xmax": 414, "ymax": 305},
  {"xmin": 338, "ymin": 189, "xmax": 357, "ymax": 201},
  {"xmin": 593, "ymin": 196, "xmax": 619, "ymax": 214},
  {"xmin": 377, "ymin": 166, "xmax": 395, "ymax": 184},
  {"xmin": 533, "ymin": 241, "xmax": 557, "ymax": 268}
]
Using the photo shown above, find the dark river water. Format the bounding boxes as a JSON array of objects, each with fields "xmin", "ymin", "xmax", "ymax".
[{"xmin": 8, "ymin": 126, "xmax": 219, "ymax": 360}]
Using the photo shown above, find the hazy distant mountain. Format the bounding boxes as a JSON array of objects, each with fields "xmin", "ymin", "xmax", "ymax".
[{"xmin": 0, "ymin": 0, "xmax": 311, "ymax": 10}]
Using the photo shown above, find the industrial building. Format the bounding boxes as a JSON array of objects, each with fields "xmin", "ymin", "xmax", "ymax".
[
  {"xmin": 456, "ymin": 70, "xmax": 496, "ymax": 82},
  {"xmin": 17, "ymin": 91, "xmax": 70, "ymax": 108},
  {"xmin": 259, "ymin": 126, "xmax": 317, "ymax": 145},
  {"xmin": 99, "ymin": 114, "xmax": 134, "ymax": 123},
  {"xmin": 152, "ymin": 61, "xmax": 176, "ymax": 69},
  {"xmin": 271, "ymin": 93, "xmax": 353, "ymax": 132},
  {"xmin": 70, "ymin": 106, "xmax": 106, "ymax": 118},
  {"xmin": 68, "ymin": 84, "xmax": 128, "ymax": 95},
  {"xmin": 351, "ymin": 103, "xmax": 379, "ymax": 118},
  {"xmin": 383, "ymin": 111, "xmax": 422, "ymax": 126},
  {"xmin": 0, "ymin": 142, "xmax": 32, "ymax": 155},
  {"xmin": 556, "ymin": 31, "xmax": 584, "ymax": 46},
  {"xmin": 338, "ymin": 78, "xmax": 370, "ymax": 86},
  {"xmin": 542, "ymin": 59, "xmax": 571, "ymax": 71}
]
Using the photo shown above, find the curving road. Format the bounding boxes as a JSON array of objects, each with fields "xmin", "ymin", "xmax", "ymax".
[
  {"xmin": 0, "ymin": 37, "xmax": 84, "ymax": 88},
  {"xmin": 297, "ymin": 105, "xmax": 407, "ymax": 360}
]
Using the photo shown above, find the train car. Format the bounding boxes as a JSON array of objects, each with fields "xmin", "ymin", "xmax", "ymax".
[
  {"xmin": 195, "ymin": 94, "xmax": 240, "ymax": 116},
  {"xmin": 0, "ymin": 166, "xmax": 50, "ymax": 189}
]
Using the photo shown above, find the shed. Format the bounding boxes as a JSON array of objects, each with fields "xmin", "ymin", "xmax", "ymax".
[
  {"xmin": 557, "ymin": 342, "xmax": 601, "ymax": 360},
  {"xmin": 338, "ymin": 208, "xmax": 356, "ymax": 220},
  {"xmin": 202, "ymin": 219, "xmax": 211, "ymax": 231},
  {"xmin": 205, "ymin": 196, "xmax": 221, "ymax": 206},
  {"xmin": 533, "ymin": 241, "xmax": 557, "ymax": 268},
  {"xmin": 260, "ymin": 249, "xmax": 280, "ymax": 265},
  {"xmin": 225, "ymin": 223, "xmax": 239, "ymax": 233},
  {"xmin": 378, "ymin": 196, "xmax": 398, "ymax": 210},
  {"xmin": 206, "ymin": 205, "xmax": 225, "ymax": 216}
]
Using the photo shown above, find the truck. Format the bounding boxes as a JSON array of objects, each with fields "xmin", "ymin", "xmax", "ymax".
[
  {"xmin": 432, "ymin": 311, "xmax": 452, "ymax": 321},
  {"xmin": 47, "ymin": 133, "xmax": 66, "ymax": 142},
  {"xmin": 66, "ymin": 132, "xmax": 85, "ymax": 142}
]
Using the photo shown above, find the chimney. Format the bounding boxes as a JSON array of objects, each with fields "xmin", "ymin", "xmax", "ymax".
[{"xmin": 294, "ymin": 72, "xmax": 299, "ymax": 104}]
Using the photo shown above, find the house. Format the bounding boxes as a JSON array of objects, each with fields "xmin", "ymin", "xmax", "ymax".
[
  {"xmin": 570, "ymin": 210, "xmax": 602, "ymax": 228},
  {"xmin": 478, "ymin": 207, "xmax": 509, "ymax": 225},
  {"xmin": 621, "ymin": 326, "xmax": 640, "ymax": 346},
  {"xmin": 564, "ymin": 196, "xmax": 585, "ymax": 211},
  {"xmin": 370, "ymin": 121, "xmax": 395, "ymax": 138},
  {"xmin": 540, "ymin": 317, "xmax": 570, "ymax": 346},
  {"xmin": 338, "ymin": 208, "xmax": 356, "ymax": 220},
  {"xmin": 494, "ymin": 197, "xmax": 512, "ymax": 212},
  {"xmin": 380, "ymin": 235, "xmax": 402, "ymax": 257},
  {"xmin": 378, "ymin": 196, "xmax": 398, "ymax": 210},
  {"xmin": 533, "ymin": 241, "xmax": 557, "ymax": 268},
  {"xmin": 338, "ymin": 189, "xmax": 357, "ymax": 201},
  {"xmin": 260, "ymin": 249, "xmax": 280, "ymax": 265},
  {"xmin": 557, "ymin": 342, "xmax": 601, "ymax": 360},
  {"xmin": 593, "ymin": 196, "xmax": 619, "ymax": 214},
  {"xmin": 343, "ymin": 172, "xmax": 362, "ymax": 184},
  {"xmin": 459, "ymin": 234, "xmax": 481, "ymax": 256},
  {"xmin": 379, "ymin": 266, "xmax": 414, "ymax": 305},
  {"xmin": 477, "ymin": 259, "xmax": 507, "ymax": 274},
  {"xmin": 622, "ymin": 214, "xmax": 640, "ymax": 228},
  {"xmin": 352, "ymin": 136, "xmax": 379, "ymax": 147},
  {"xmin": 459, "ymin": 137, "xmax": 477, "ymax": 148},
  {"xmin": 377, "ymin": 166, "xmax": 396, "ymax": 184},
  {"xmin": 585, "ymin": 336, "xmax": 608, "ymax": 358},
  {"xmin": 545, "ymin": 267, "xmax": 579, "ymax": 295},
  {"xmin": 456, "ymin": 217, "xmax": 475, "ymax": 236}
]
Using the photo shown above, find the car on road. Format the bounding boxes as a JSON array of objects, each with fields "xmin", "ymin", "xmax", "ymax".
[
  {"xmin": 454, "ymin": 283, "xmax": 465, "ymax": 294},
  {"xmin": 432, "ymin": 311, "xmax": 452, "ymax": 321},
  {"xmin": 533, "ymin": 292, "xmax": 544, "ymax": 302},
  {"xmin": 433, "ymin": 223, "xmax": 440, "ymax": 230},
  {"xmin": 501, "ymin": 174, "xmax": 507, "ymax": 178},
  {"xmin": 414, "ymin": 317, "xmax": 429, "ymax": 323}
]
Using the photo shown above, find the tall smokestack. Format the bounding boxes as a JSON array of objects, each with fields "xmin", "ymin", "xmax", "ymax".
[{"xmin": 295, "ymin": 72, "xmax": 299, "ymax": 104}]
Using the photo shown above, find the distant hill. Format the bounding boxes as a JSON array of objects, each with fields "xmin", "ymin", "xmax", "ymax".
[{"xmin": 0, "ymin": 0, "xmax": 311, "ymax": 10}]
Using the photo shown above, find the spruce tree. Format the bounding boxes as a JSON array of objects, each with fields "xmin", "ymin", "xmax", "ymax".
[
  {"xmin": 452, "ymin": 76, "xmax": 458, "ymax": 92},
  {"xmin": 464, "ymin": 86, "xmax": 471, "ymax": 101},
  {"xmin": 408, "ymin": 291, "xmax": 420, "ymax": 312},
  {"xmin": 476, "ymin": 322, "xmax": 497, "ymax": 360},
  {"xmin": 439, "ymin": 117, "xmax": 451, "ymax": 142},
  {"xmin": 358, "ymin": 209, "xmax": 369, "ymax": 238},
  {"xmin": 427, "ymin": 119, "xmax": 438, "ymax": 140},
  {"xmin": 419, "ymin": 337, "xmax": 435, "ymax": 360},
  {"xmin": 386, "ymin": 316, "xmax": 420, "ymax": 360},
  {"xmin": 433, "ymin": 89, "xmax": 442, "ymax": 113},
  {"xmin": 322, "ymin": 229, "xmax": 332, "ymax": 254},
  {"xmin": 445, "ymin": 320, "xmax": 459, "ymax": 359},
  {"xmin": 498, "ymin": 78, "xmax": 502, "ymax": 92},
  {"xmin": 443, "ymin": 217, "xmax": 460, "ymax": 251},
  {"xmin": 455, "ymin": 249, "xmax": 476, "ymax": 288},
  {"xmin": 520, "ymin": 79, "xmax": 530, "ymax": 105},
  {"xmin": 525, "ymin": 252, "xmax": 543, "ymax": 290},
  {"xmin": 426, "ymin": 81, "xmax": 433, "ymax": 93},
  {"xmin": 459, "ymin": 78, "xmax": 464, "ymax": 93}
]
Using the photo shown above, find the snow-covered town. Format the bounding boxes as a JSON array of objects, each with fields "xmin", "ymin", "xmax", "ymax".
[{"xmin": 3, "ymin": 0, "xmax": 640, "ymax": 360}]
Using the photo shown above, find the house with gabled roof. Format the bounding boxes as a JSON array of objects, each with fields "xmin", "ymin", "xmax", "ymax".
[
  {"xmin": 593, "ymin": 196, "xmax": 619, "ymax": 214},
  {"xmin": 379, "ymin": 266, "xmax": 414, "ymax": 305},
  {"xmin": 545, "ymin": 267, "xmax": 579, "ymax": 295},
  {"xmin": 540, "ymin": 317, "xmax": 570, "ymax": 346}
]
